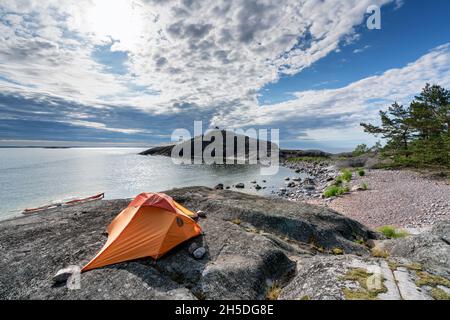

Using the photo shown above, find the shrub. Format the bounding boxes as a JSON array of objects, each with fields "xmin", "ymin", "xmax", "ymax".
[
  {"xmin": 360, "ymin": 182, "xmax": 368, "ymax": 190},
  {"xmin": 358, "ymin": 169, "xmax": 366, "ymax": 177},
  {"xmin": 341, "ymin": 169, "xmax": 353, "ymax": 182},
  {"xmin": 323, "ymin": 185, "xmax": 349, "ymax": 198},
  {"xmin": 377, "ymin": 226, "xmax": 409, "ymax": 239}
]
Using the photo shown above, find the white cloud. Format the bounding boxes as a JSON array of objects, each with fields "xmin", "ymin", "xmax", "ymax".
[
  {"xmin": 0, "ymin": 0, "xmax": 394, "ymax": 114},
  {"xmin": 353, "ymin": 45, "xmax": 371, "ymax": 54},
  {"xmin": 61, "ymin": 120, "xmax": 149, "ymax": 134},
  {"xmin": 3, "ymin": 0, "xmax": 448, "ymax": 147},
  {"xmin": 213, "ymin": 43, "xmax": 450, "ymax": 143}
]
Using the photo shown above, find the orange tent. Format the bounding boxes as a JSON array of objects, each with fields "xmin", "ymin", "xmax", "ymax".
[{"xmin": 82, "ymin": 193, "xmax": 202, "ymax": 272}]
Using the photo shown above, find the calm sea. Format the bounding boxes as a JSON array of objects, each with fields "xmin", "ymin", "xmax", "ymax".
[{"xmin": 0, "ymin": 148, "xmax": 297, "ymax": 221}]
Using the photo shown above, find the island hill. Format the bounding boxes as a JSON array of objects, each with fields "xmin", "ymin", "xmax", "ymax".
[{"xmin": 139, "ymin": 129, "xmax": 336, "ymax": 162}]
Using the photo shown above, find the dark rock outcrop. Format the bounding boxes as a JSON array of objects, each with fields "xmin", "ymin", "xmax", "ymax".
[
  {"xmin": 0, "ymin": 187, "xmax": 379, "ymax": 300},
  {"xmin": 140, "ymin": 145, "xmax": 175, "ymax": 157},
  {"xmin": 140, "ymin": 130, "xmax": 278, "ymax": 163}
]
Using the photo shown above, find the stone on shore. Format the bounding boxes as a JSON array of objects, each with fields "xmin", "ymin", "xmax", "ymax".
[
  {"xmin": 193, "ymin": 247, "xmax": 206, "ymax": 259},
  {"xmin": 53, "ymin": 266, "xmax": 79, "ymax": 284},
  {"xmin": 196, "ymin": 210, "xmax": 207, "ymax": 218},
  {"xmin": 188, "ymin": 243, "xmax": 199, "ymax": 255},
  {"xmin": 286, "ymin": 182, "xmax": 296, "ymax": 188}
]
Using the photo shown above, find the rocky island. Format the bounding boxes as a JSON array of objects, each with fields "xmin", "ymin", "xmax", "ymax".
[{"xmin": 139, "ymin": 129, "xmax": 278, "ymax": 162}]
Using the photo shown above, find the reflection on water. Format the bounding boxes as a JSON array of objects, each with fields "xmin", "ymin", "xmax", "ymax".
[{"xmin": 0, "ymin": 148, "xmax": 299, "ymax": 220}]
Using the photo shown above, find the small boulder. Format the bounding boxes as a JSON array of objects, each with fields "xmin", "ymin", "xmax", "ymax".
[
  {"xmin": 250, "ymin": 180, "xmax": 257, "ymax": 184},
  {"xmin": 284, "ymin": 177, "xmax": 290, "ymax": 181},
  {"xmin": 193, "ymin": 247, "xmax": 206, "ymax": 259},
  {"xmin": 197, "ymin": 210, "xmax": 207, "ymax": 218},
  {"xmin": 286, "ymin": 182, "xmax": 296, "ymax": 188},
  {"xmin": 235, "ymin": 183, "xmax": 245, "ymax": 189},
  {"xmin": 214, "ymin": 183, "xmax": 224, "ymax": 190},
  {"xmin": 188, "ymin": 243, "xmax": 200, "ymax": 254},
  {"xmin": 255, "ymin": 184, "xmax": 262, "ymax": 190},
  {"xmin": 52, "ymin": 266, "xmax": 79, "ymax": 284}
]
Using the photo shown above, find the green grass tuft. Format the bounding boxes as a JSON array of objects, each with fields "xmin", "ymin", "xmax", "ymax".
[
  {"xmin": 387, "ymin": 260, "xmax": 398, "ymax": 271},
  {"xmin": 341, "ymin": 268, "xmax": 387, "ymax": 300},
  {"xmin": 331, "ymin": 248, "xmax": 344, "ymax": 255},
  {"xmin": 405, "ymin": 263, "xmax": 422, "ymax": 271},
  {"xmin": 341, "ymin": 169, "xmax": 353, "ymax": 182},
  {"xmin": 415, "ymin": 271, "xmax": 450, "ymax": 288},
  {"xmin": 334, "ymin": 176, "xmax": 343, "ymax": 186},
  {"xmin": 231, "ymin": 218, "xmax": 241, "ymax": 225},
  {"xmin": 377, "ymin": 226, "xmax": 409, "ymax": 239},
  {"xmin": 371, "ymin": 248, "xmax": 390, "ymax": 258},
  {"xmin": 431, "ymin": 287, "xmax": 450, "ymax": 300},
  {"xmin": 266, "ymin": 283, "xmax": 282, "ymax": 300}
]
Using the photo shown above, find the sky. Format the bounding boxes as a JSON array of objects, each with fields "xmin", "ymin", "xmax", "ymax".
[{"xmin": 0, "ymin": 0, "xmax": 449, "ymax": 151}]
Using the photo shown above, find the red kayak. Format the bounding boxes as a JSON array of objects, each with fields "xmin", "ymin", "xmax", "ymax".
[
  {"xmin": 65, "ymin": 193, "xmax": 105, "ymax": 205},
  {"xmin": 22, "ymin": 193, "xmax": 105, "ymax": 214}
]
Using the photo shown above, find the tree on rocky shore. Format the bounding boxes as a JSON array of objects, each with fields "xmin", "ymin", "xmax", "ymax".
[{"xmin": 361, "ymin": 84, "xmax": 450, "ymax": 167}]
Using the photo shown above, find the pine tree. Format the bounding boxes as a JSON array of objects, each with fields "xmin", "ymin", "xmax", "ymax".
[
  {"xmin": 410, "ymin": 84, "xmax": 450, "ymax": 139},
  {"xmin": 409, "ymin": 84, "xmax": 450, "ymax": 164},
  {"xmin": 360, "ymin": 102, "xmax": 413, "ymax": 154},
  {"xmin": 361, "ymin": 84, "xmax": 450, "ymax": 167}
]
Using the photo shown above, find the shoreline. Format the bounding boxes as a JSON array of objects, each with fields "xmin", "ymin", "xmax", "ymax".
[
  {"xmin": 277, "ymin": 159, "xmax": 450, "ymax": 229},
  {"xmin": 2, "ymin": 154, "xmax": 448, "ymax": 230}
]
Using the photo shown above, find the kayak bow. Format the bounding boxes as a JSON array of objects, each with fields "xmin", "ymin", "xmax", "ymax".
[{"xmin": 22, "ymin": 193, "xmax": 105, "ymax": 214}]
